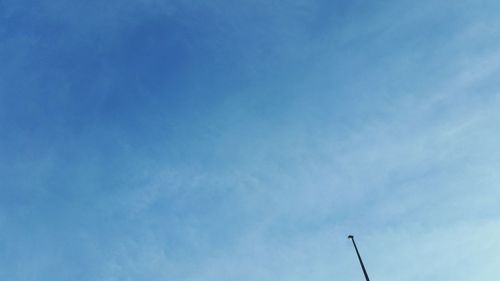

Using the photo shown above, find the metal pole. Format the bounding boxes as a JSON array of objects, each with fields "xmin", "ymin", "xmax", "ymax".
[{"xmin": 348, "ymin": 235, "xmax": 371, "ymax": 281}]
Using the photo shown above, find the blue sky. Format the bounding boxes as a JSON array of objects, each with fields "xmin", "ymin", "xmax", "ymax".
[{"xmin": 2, "ymin": 0, "xmax": 500, "ymax": 280}]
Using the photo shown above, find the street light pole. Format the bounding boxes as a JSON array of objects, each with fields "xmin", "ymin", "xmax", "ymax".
[{"xmin": 348, "ymin": 235, "xmax": 371, "ymax": 281}]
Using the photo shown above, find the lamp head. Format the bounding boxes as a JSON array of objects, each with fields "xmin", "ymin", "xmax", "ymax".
[{"xmin": 347, "ymin": 235, "xmax": 354, "ymax": 239}]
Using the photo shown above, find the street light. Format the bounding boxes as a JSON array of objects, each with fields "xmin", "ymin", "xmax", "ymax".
[{"xmin": 348, "ymin": 235, "xmax": 371, "ymax": 281}]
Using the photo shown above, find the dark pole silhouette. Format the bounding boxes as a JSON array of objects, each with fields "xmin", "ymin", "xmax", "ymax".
[{"xmin": 348, "ymin": 235, "xmax": 371, "ymax": 281}]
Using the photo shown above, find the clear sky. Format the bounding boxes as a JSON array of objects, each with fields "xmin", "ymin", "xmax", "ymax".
[{"xmin": 2, "ymin": 0, "xmax": 500, "ymax": 280}]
